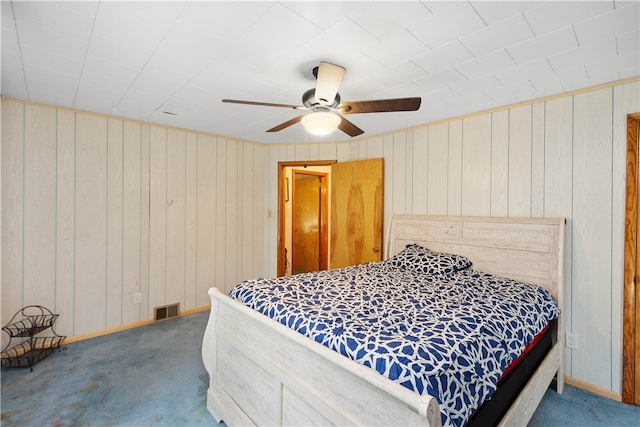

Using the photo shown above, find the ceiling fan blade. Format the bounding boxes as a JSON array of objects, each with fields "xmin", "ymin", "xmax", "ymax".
[
  {"xmin": 222, "ymin": 99, "xmax": 304, "ymax": 110},
  {"xmin": 338, "ymin": 116, "xmax": 364, "ymax": 137},
  {"xmin": 338, "ymin": 97, "xmax": 421, "ymax": 114},
  {"xmin": 314, "ymin": 62, "xmax": 346, "ymax": 106},
  {"xmin": 266, "ymin": 115, "xmax": 304, "ymax": 132}
]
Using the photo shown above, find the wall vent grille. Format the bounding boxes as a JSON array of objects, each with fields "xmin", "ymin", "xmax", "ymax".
[{"xmin": 154, "ymin": 303, "xmax": 180, "ymax": 321}]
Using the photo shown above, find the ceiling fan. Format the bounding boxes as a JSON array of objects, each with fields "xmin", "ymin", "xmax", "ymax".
[{"xmin": 222, "ymin": 61, "xmax": 422, "ymax": 137}]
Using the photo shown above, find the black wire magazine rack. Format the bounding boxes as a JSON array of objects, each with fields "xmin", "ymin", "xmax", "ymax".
[{"xmin": 1, "ymin": 305, "xmax": 66, "ymax": 371}]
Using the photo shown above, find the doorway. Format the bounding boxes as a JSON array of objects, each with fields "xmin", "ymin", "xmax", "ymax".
[
  {"xmin": 278, "ymin": 161, "xmax": 335, "ymax": 277},
  {"xmin": 277, "ymin": 158, "xmax": 384, "ymax": 277},
  {"xmin": 623, "ymin": 112, "xmax": 640, "ymax": 405},
  {"xmin": 291, "ymin": 170, "xmax": 328, "ymax": 274}
]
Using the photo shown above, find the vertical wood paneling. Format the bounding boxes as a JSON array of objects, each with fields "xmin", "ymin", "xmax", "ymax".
[
  {"xmin": 1, "ymin": 101, "xmax": 24, "ymax": 331},
  {"xmin": 0, "ymin": 101, "xmax": 275, "ymax": 327},
  {"xmin": 236, "ymin": 142, "xmax": 245, "ymax": 284},
  {"xmin": 365, "ymin": 136, "xmax": 384, "ymax": 159},
  {"xmin": 357, "ymin": 139, "xmax": 368, "ymax": 159},
  {"xmin": 253, "ymin": 144, "xmax": 266, "ymax": 279},
  {"xmin": 392, "ymin": 133, "xmax": 407, "ymax": 214},
  {"xmin": 184, "ymin": 132, "xmax": 198, "ymax": 309},
  {"xmin": 233, "ymin": 141, "xmax": 243, "ymax": 282},
  {"xmin": 544, "ymin": 97, "xmax": 574, "ymax": 221},
  {"xmin": 23, "ymin": 105, "xmax": 56, "ymax": 307},
  {"xmin": 75, "ymin": 113, "xmax": 108, "ymax": 334},
  {"xmin": 215, "ymin": 138, "xmax": 228, "ymax": 291},
  {"xmin": 405, "ymin": 132, "xmax": 414, "ymax": 213},
  {"xmin": 139, "ymin": 125, "xmax": 151, "ymax": 317},
  {"xmin": 285, "ymin": 144, "xmax": 296, "ymax": 161},
  {"xmin": 346, "ymin": 140, "xmax": 359, "ymax": 161},
  {"xmin": 166, "ymin": 129, "xmax": 186, "ymax": 306},
  {"xmin": 55, "ymin": 110, "xmax": 75, "ymax": 335},
  {"xmin": 447, "ymin": 120, "xmax": 463, "ymax": 215},
  {"xmin": 318, "ymin": 143, "xmax": 338, "ymax": 161},
  {"xmin": 295, "ymin": 143, "xmax": 309, "ymax": 160},
  {"xmin": 412, "ymin": 127, "xmax": 428, "ymax": 214},
  {"xmin": 531, "ymin": 103, "xmax": 546, "ymax": 217},
  {"xmin": 508, "ymin": 105, "xmax": 533, "ymax": 216},
  {"xmin": 196, "ymin": 134, "xmax": 216, "ymax": 306},
  {"xmin": 383, "ymin": 135, "xmax": 394, "ymax": 236},
  {"xmin": 490, "ymin": 110, "xmax": 509, "ymax": 216},
  {"xmin": 461, "ymin": 115, "xmax": 491, "ymax": 215},
  {"xmin": 0, "ymin": 100, "xmax": 249, "ymax": 336},
  {"xmin": 122, "ymin": 121, "xmax": 141, "ymax": 324},
  {"xmin": 241, "ymin": 144, "xmax": 255, "ymax": 281},
  {"xmin": 149, "ymin": 127, "xmax": 167, "ymax": 313},
  {"xmin": 427, "ymin": 123, "xmax": 449, "ymax": 215},
  {"xmin": 307, "ymin": 143, "xmax": 320, "ymax": 160},
  {"xmin": 336, "ymin": 143, "xmax": 350, "ymax": 162},
  {"xmin": 264, "ymin": 145, "xmax": 279, "ymax": 278},
  {"xmin": 572, "ymin": 88, "xmax": 613, "ymax": 389},
  {"xmin": 225, "ymin": 140, "xmax": 238, "ymax": 293},
  {"xmin": 106, "ymin": 119, "xmax": 123, "ymax": 327},
  {"xmin": 543, "ymin": 96, "xmax": 574, "ymax": 376},
  {"xmin": 544, "ymin": 97, "xmax": 574, "ymax": 217}
]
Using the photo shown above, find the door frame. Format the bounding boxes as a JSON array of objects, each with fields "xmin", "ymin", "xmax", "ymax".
[
  {"xmin": 623, "ymin": 112, "xmax": 640, "ymax": 404},
  {"xmin": 278, "ymin": 160, "xmax": 335, "ymax": 277}
]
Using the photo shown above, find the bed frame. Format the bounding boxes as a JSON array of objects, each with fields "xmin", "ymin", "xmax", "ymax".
[{"xmin": 202, "ymin": 215, "xmax": 565, "ymax": 426}]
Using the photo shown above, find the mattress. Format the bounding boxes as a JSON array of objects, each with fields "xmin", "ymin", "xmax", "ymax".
[{"xmin": 229, "ymin": 247, "xmax": 559, "ymax": 427}]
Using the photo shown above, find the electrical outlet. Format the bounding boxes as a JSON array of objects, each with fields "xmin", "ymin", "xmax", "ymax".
[
  {"xmin": 566, "ymin": 332, "xmax": 578, "ymax": 350},
  {"xmin": 133, "ymin": 292, "xmax": 142, "ymax": 304}
]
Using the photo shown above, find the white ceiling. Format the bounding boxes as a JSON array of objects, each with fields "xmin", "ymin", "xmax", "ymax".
[{"xmin": 2, "ymin": 1, "xmax": 638, "ymax": 144}]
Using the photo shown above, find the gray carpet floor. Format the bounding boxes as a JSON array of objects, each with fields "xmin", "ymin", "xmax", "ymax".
[{"xmin": 2, "ymin": 310, "xmax": 639, "ymax": 426}]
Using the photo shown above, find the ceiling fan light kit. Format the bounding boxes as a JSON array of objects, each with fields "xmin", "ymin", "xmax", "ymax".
[
  {"xmin": 301, "ymin": 110, "xmax": 341, "ymax": 136},
  {"xmin": 222, "ymin": 61, "xmax": 421, "ymax": 138}
]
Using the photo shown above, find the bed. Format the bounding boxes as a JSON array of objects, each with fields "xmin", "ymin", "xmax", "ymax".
[{"xmin": 202, "ymin": 215, "xmax": 565, "ymax": 426}]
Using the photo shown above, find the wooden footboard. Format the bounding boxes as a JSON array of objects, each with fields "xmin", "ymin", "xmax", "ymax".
[
  {"xmin": 499, "ymin": 340, "xmax": 562, "ymax": 426},
  {"xmin": 202, "ymin": 287, "xmax": 442, "ymax": 427}
]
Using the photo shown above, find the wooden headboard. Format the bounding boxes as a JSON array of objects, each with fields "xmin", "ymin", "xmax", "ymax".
[{"xmin": 385, "ymin": 215, "xmax": 565, "ymax": 302}]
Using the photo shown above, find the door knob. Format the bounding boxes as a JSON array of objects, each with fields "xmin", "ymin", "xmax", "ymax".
[{"xmin": 372, "ymin": 247, "xmax": 380, "ymax": 253}]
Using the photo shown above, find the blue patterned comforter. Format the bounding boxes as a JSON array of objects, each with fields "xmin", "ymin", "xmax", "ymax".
[{"xmin": 230, "ymin": 260, "xmax": 559, "ymax": 426}]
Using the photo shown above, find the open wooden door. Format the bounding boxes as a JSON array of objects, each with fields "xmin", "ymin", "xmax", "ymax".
[{"xmin": 329, "ymin": 158, "xmax": 383, "ymax": 269}]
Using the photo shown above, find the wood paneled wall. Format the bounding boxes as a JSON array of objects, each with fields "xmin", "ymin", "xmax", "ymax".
[
  {"xmin": 1, "ymin": 101, "xmax": 266, "ymax": 338},
  {"xmin": 261, "ymin": 81, "xmax": 639, "ymax": 395},
  {"xmin": 2, "ymin": 79, "xmax": 638, "ymax": 395}
]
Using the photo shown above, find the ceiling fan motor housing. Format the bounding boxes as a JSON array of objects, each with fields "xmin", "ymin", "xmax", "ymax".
[{"xmin": 302, "ymin": 88, "xmax": 341, "ymax": 109}]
